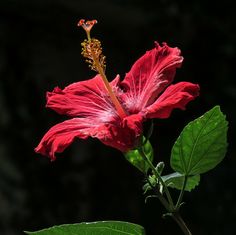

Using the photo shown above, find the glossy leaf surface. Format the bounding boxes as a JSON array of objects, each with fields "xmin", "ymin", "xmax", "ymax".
[
  {"xmin": 25, "ymin": 221, "xmax": 145, "ymax": 235},
  {"xmin": 162, "ymin": 172, "xmax": 200, "ymax": 192},
  {"xmin": 171, "ymin": 106, "xmax": 228, "ymax": 175}
]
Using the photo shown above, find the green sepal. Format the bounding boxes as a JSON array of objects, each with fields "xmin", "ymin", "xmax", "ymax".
[
  {"xmin": 124, "ymin": 137, "xmax": 154, "ymax": 173},
  {"xmin": 162, "ymin": 172, "xmax": 200, "ymax": 192}
]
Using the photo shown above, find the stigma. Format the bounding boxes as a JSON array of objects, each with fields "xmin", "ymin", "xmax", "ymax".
[{"xmin": 77, "ymin": 19, "xmax": 97, "ymax": 40}]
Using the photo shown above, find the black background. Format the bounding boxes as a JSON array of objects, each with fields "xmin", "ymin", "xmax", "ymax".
[{"xmin": 0, "ymin": 0, "xmax": 235, "ymax": 234}]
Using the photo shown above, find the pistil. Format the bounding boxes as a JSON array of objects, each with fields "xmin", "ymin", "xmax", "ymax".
[{"xmin": 78, "ymin": 19, "xmax": 127, "ymax": 119}]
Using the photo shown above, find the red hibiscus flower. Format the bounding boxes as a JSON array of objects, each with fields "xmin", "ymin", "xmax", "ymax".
[{"xmin": 35, "ymin": 20, "xmax": 199, "ymax": 160}]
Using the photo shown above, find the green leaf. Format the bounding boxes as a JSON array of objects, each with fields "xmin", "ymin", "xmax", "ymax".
[
  {"xmin": 124, "ymin": 137, "xmax": 153, "ymax": 173},
  {"xmin": 24, "ymin": 221, "xmax": 145, "ymax": 235},
  {"xmin": 162, "ymin": 172, "xmax": 200, "ymax": 192},
  {"xmin": 171, "ymin": 106, "xmax": 228, "ymax": 175}
]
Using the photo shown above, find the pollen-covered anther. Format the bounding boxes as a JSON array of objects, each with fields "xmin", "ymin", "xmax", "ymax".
[{"xmin": 81, "ymin": 38, "xmax": 106, "ymax": 72}]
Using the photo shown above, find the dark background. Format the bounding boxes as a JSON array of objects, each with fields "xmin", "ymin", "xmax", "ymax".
[{"xmin": 0, "ymin": 0, "xmax": 235, "ymax": 234}]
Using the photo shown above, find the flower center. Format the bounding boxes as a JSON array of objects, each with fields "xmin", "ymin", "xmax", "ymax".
[{"xmin": 78, "ymin": 19, "xmax": 127, "ymax": 119}]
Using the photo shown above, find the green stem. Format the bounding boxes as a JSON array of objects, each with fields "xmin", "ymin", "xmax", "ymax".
[
  {"xmin": 140, "ymin": 147, "xmax": 192, "ymax": 235},
  {"xmin": 138, "ymin": 147, "xmax": 175, "ymax": 211},
  {"xmin": 171, "ymin": 213, "xmax": 192, "ymax": 235},
  {"xmin": 146, "ymin": 177, "xmax": 170, "ymax": 211}
]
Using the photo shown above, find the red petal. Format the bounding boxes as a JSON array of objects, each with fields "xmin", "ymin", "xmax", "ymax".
[
  {"xmin": 120, "ymin": 42, "xmax": 183, "ymax": 114},
  {"xmin": 46, "ymin": 74, "xmax": 120, "ymax": 122},
  {"xmin": 35, "ymin": 114, "xmax": 144, "ymax": 160},
  {"xmin": 34, "ymin": 118, "xmax": 99, "ymax": 160},
  {"xmin": 145, "ymin": 82, "xmax": 200, "ymax": 119},
  {"xmin": 99, "ymin": 114, "xmax": 144, "ymax": 152}
]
